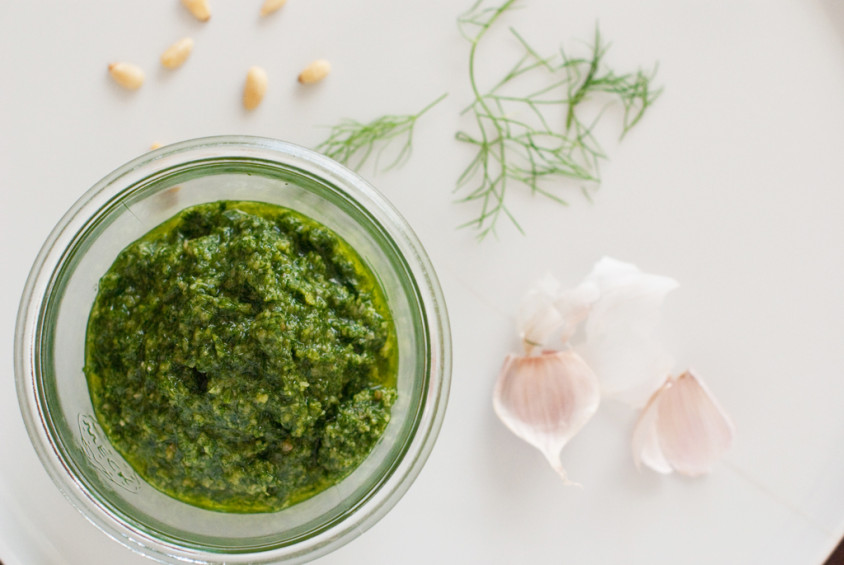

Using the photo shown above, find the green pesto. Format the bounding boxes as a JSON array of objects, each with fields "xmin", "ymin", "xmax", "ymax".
[{"xmin": 84, "ymin": 201, "xmax": 397, "ymax": 513}]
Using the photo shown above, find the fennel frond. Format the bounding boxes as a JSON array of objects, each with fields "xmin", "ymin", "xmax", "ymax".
[
  {"xmin": 317, "ymin": 93, "xmax": 448, "ymax": 172},
  {"xmin": 456, "ymin": 0, "xmax": 661, "ymax": 239}
]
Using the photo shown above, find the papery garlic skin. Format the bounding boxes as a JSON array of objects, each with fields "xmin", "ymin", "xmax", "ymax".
[
  {"xmin": 552, "ymin": 282, "xmax": 599, "ymax": 343},
  {"xmin": 583, "ymin": 257, "xmax": 678, "ymax": 339},
  {"xmin": 632, "ymin": 371, "xmax": 734, "ymax": 476},
  {"xmin": 516, "ymin": 274, "xmax": 564, "ymax": 354},
  {"xmin": 579, "ymin": 334, "xmax": 674, "ymax": 407},
  {"xmin": 576, "ymin": 257, "xmax": 678, "ymax": 406},
  {"xmin": 493, "ymin": 350, "xmax": 601, "ymax": 484},
  {"xmin": 516, "ymin": 274, "xmax": 599, "ymax": 354}
]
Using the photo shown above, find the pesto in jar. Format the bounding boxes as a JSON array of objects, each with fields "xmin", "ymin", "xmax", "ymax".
[{"xmin": 84, "ymin": 201, "xmax": 398, "ymax": 513}]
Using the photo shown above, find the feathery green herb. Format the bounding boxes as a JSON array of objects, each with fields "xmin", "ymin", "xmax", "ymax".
[
  {"xmin": 317, "ymin": 93, "xmax": 448, "ymax": 172},
  {"xmin": 456, "ymin": 0, "xmax": 661, "ymax": 239}
]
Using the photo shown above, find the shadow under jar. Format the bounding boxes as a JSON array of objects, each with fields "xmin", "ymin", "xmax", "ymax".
[{"xmin": 15, "ymin": 136, "xmax": 451, "ymax": 564}]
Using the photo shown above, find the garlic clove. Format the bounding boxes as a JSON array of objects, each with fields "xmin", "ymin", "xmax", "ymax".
[
  {"xmin": 493, "ymin": 350, "xmax": 601, "ymax": 484},
  {"xmin": 631, "ymin": 379, "xmax": 673, "ymax": 473},
  {"xmin": 656, "ymin": 371, "xmax": 734, "ymax": 476},
  {"xmin": 632, "ymin": 370, "xmax": 734, "ymax": 476},
  {"xmin": 577, "ymin": 257, "xmax": 678, "ymax": 406}
]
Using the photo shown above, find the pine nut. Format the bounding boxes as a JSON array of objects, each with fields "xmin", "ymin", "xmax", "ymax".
[
  {"xmin": 161, "ymin": 37, "xmax": 194, "ymax": 69},
  {"xmin": 181, "ymin": 0, "xmax": 211, "ymax": 22},
  {"xmin": 243, "ymin": 66, "xmax": 268, "ymax": 110},
  {"xmin": 260, "ymin": 0, "xmax": 287, "ymax": 17},
  {"xmin": 298, "ymin": 59, "xmax": 331, "ymax": 84},
  {"xmin": 108, "ymin": 62, "xmax": 145, "ymax": 90}
]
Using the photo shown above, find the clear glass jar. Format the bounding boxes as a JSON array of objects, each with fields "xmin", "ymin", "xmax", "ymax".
[{"xmin": 14, "ymin": 136, "xmax": 451, "ymax": 564}]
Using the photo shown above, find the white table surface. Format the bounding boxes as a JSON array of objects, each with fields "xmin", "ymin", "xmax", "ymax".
[{"xmin": 2, "ymin": 0, "xmax": 844, "ymax": 563}]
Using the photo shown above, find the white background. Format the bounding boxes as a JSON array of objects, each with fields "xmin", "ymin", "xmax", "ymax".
[{"xmin": 2, "ymin": 0, "xmax": 844, "ymax": 563}]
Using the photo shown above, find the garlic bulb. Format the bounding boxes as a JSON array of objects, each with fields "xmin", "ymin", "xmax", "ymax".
[
  {"xmin": 632, "ymin": 370, "xmax": 734, "ymax": 476},
  {"xmin": 493, "ymin": 350, "xmax": 601, "ymax": 483}
]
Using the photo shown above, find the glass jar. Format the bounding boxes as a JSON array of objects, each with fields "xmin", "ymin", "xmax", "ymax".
[{"xmin": 14, "ymin": 136, "xmax": 451, "ymax": 564}]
